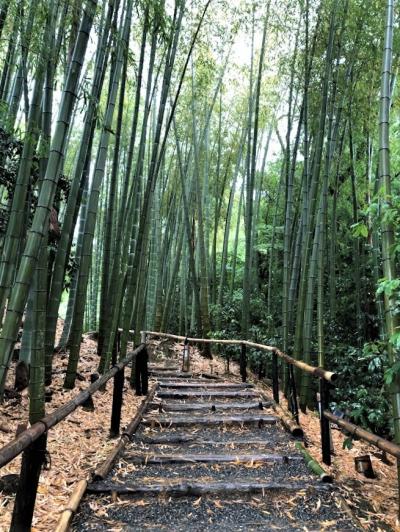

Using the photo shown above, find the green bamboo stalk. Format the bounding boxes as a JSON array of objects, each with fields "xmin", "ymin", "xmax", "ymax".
[
  {"xmin": 0, "ymin": 15, "xmax": 52, "ymax": 316},
  {"xmin": 8, "ymin": 2, "xmax": 35, "ymax": 129},
  {"xmin": 98, "ymin": 32, "xmax": 128, "ymax": 354},
  {"xmin": 299, "ymin": 0, "xmax": 337, "ymax": 410},
  {"xmin": 0, "ymin": 0, "xmax": 97, "ymax": 398},
  {"xmin": 44, "ymin": 0, "xmax": 115, "ymax": 376},
  {"xmin": 65, "ymin": 0, "xmax": 133, "ymax": 388},
  {"xmin": 282, "ymin": 13, "xmax": 300, "ymax": 355},
  {"xmin": 378, "ymin": 0, "xmax": 400, "ymax": 500},
  {"xmin": 217, "ymin": 124, "xmax": 247, "ymax": 323},
  {"xmin": 229, "ymin": 176, "xmax": 244, "ymax": 298}
]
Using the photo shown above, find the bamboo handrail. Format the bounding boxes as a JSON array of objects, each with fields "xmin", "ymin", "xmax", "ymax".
[
  {"xmin": 324, "ymin": 410, "xmax": 400, "ymax": 460},
  {"xmin": 0, "ymin": 343, "xmax": 146, "ymax": 469},
  {"xmin": 142, "ymin": 331, "xmax": 337, "ymax": 383}
]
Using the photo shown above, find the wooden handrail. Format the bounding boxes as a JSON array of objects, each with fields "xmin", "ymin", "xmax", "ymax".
[
  {"xmin": 142, "ymin": 331, "xmax": 337, "ymax": 383},
  {"xmin": 0, "ymin": 343, "xmax": 146, "ymax": 469},
  {"xmin": 324, "ymin": 410, "xmax": 400, "ymax": 460}
]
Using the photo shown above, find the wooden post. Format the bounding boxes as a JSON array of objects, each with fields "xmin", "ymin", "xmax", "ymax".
[
  {"xmin": 117, "ymin": 329, "xmax": 121, "ymax": 353},
  {"xmin": 110, "ymin": 333, "xmax": 124, "ymax": 437},
  {"xmin": 135, "ymin": 347, "xmax": 149, "ymax": 396},
  {"xmin": 182, "ymin": 338, "xmax": 190, "ymax": 372},
  {"xmin": 135, "ymin": 350, "xmax": 142, "ymax": 396},
  {"xmin": 287, "ymin": 364, "xmax": 299, "ymax": 424},
  {"xmin": 240, "ymin": 343, "xmax": 247, "ymax": 382},
  {"xmin": 272, "ymin": 350, "xmax": 279, "ymax": 404},
  {"xmin": 141, "ymin": 347, "xmax": 148, "ymax": 395},
  {"xmin": 320, "ymin": 378, "xmax": 331, "ymax": 466},
  {"xmin": 110, "ymin": 367, "xmax": 124, "ymax": 437},
  {"xmin": 140, "ymin": 331, "xmax": 146, "ymax": 344},
  {"xmin": 10, "ymin": 433, "xmax": 47, "ymax": 532}
]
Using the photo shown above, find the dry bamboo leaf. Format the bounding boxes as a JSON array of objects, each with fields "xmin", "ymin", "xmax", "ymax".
[{"xmin": 193, "ymin": 497, "xmax": 202, "ymax": 507}]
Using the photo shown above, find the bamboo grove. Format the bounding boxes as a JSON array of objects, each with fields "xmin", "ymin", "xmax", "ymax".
[{"xmin": 0, "ymin": 0, "xmax": 399, "ymax": 453}]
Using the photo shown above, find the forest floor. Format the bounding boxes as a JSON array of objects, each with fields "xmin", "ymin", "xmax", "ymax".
[
  {"xmin": 0, "ymin": 321, "xmax": 141, "ymax": 531},
  {"xmin": 0, "ymin": 328, "xmax": 398, "ymax": 531}
]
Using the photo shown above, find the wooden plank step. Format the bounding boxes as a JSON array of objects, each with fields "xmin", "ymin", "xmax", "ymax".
[
  {"xmin": 157, "ymin": 378, "xmax": 224, "ymax": 384},
  {"xmin": 87, "ymin": 480, "xmax": 331, "ymax": 496},
  {"xmin": 123, "ymin": 452, "xmax": 303, "ymax": 464},
  {"xmin": 134, "ymin": 435, "xmax": 282, "ymax": 445},
  {"xmin": 149, "ymin": 401, "xmax": 269, "ymax": 412},
  {"xmin": 157, "ymin": 382, "xmax": 254, "ymax": 389},
  {"xmin": 156, "ymin": 390, "xmax": 259, "ymax": 399},
  {"xmin": 149, "ymin": 365, "xmax": 179, "ymax": 371},
  {"xmin": 150, "ymin": 371, "xmax": 192, "ymax": 378},
  {"xmin": 142, "ymin": 414, "xmax": 278, "ymax": 427}
]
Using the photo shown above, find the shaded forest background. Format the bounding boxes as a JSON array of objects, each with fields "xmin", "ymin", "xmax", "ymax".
[{"xmin": 0, "ymin": 0, "xmax": 398, "ymax": 441}]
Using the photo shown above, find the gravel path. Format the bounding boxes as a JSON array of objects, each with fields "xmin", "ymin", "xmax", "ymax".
[
  {"xmin": 73, "ymin": 362, "xmax": 361, "ymax": 531},
  {"xmin": 75, "ymin": 491, "xmax": 359, "ymax": 531}
]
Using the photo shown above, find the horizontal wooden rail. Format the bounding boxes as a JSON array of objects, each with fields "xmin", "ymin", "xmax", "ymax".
[
  {"xmin": 324, "ymin": 410, "xmax": 400, "ymax": 460},
  {"xmin": 143, "ymin": 331, "xmax": 337, "ymax": 382},
  {"xmin": 0, "ymin": 343, "xmax": 146, "ymax": 469}
]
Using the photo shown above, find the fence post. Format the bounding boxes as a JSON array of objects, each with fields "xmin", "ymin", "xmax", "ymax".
[
  {"xmin": 117, "ymin": 329, "xmax": 121, "ymax": 352},
  {"xmin": 135, "ymin": 346, "xmax": 149, "ymax": 396},
  {"xmin": 110, "ymin": 333, "xmax": 124, "ymax": 437},
  {"xmin": 287, "ymin": 364, "xmax": 299, "ymax": 424},
  {"xmin": 140, "ymin": 331, "xmax": 146, "ymax": 344},
  {"xmin": 240, "ymin": 343, "xmax": 247, "ymax": 382},
  {"xmin": 141, "ymin": 347, "xmax": 148, "ymax": 395},
  {"xmin": 10, "ymin": 433, "xmax": 48, "ymax": 532},
  {"xmin": 110, "ymin": 367, "xmax": 124, "ymax": 437},
  {"xmin": 272, "ymin": 350, "xmax": 279, "ymax": 404},
  {"xmin": 320, "ymin": 378, "xmax": 332, "ymax": 465},
  {"xmin": 182, "ymin": 337, "xmax": 190, "ymax": 372}
]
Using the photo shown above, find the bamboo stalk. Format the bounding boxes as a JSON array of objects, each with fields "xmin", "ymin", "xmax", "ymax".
[
  {"xmin": 295, "ymin": 442, "xmax": 333, "ymax": 483},
  {"xmin": 54, "ymin": 479, "xmax": 88, "ymax": 532},
  {"xmin": 273, "ymin": 403, "xmax": 303, "ymax": 439}
]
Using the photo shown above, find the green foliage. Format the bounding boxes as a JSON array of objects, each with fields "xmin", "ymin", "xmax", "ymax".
[
  {"xmin": 351, "ymin": 222, "xmax": 368, "ymax": 238},
  {"xmin": 343, "ymin": 437, "xmax": 353, "ymax": 450},
  {"xmin": 330, "ymin": 342, "xmax": 392, "ymax": 436}
]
